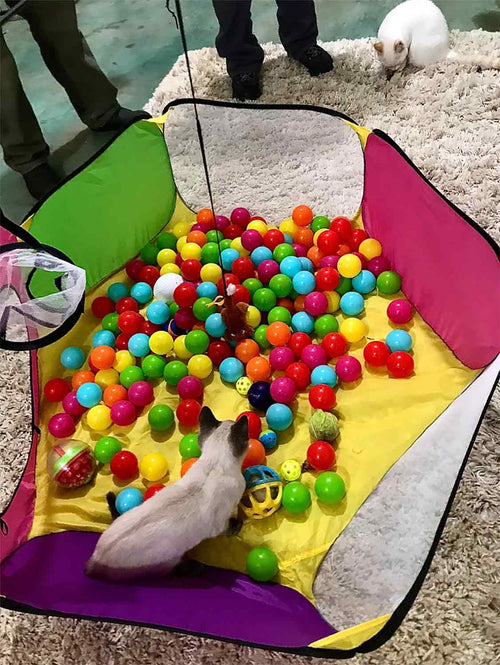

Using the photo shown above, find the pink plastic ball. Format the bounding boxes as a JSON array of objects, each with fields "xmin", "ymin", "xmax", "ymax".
[
  {"xmin": 269, "ymin": 346, "xmax": 295, "ymax": 371},
  {"xmin": 301, "ymin": 344, "xmax": 327, "ymax": 370},
  {"xmin": 110, "ymin": 400, "xmax": 137, "ymax": 426},
  {"xmin": 257, "ymin": 260, "xmax": 280, "ymax": 284},
  {"xmin": 177, "ymin": 375, "xmax": 203, "ymax": 400},
  {"xmin": 352, "ymin": 252, "xmax": 368, "ymax": 269},
  {"xmin": 128, "ymin": 381, "xmax": 154, "ymax": 407},
  {"xmin": 270, "ymin": 377, "xmax": 296, "ymax": 404},
  {"xmin": 215, "ymin": 215, "xmax": 230, "ymax": 231},
  {"xmin": 191, "ymin": 222, "xmax": 208, "ymax": 233},
  {"xmin": 387, "ymin": 299, "xmax": 413, "ymax": 324},
  {"xmin": 336, "ymin": 355, "xmax": 362, "ymax": 382},
  {"xmin": 48, "ymin": 412, "xmax": 75, "ymax": 438},
  {"xmin": 88, "ymin": 358, "xmax": 99, "ymax": 374},
  {"xmin": 292, "ymin": 243, "xmax": 307, "ymax": 258},
  {"xmin": 241, "ymin": 229, "xmax": 262, "ymax": 252},
  {"xmin": 304, "ymin": 291, "xmax": 328, "ymax": 316},
  {"xmin": 231, "ymin": 207, "xmax": 251, "ymax": 227},
  {"xmin": 367, "ymin": 255, "xmax": 391, "ymax": 277},
  {"xmin": 175, "ymin": 252, "xmax": 184, "ymax": 268},
  {"xmin": 62, "ymin": 391, "xmax": 87, "ymax": 418},
  {"xmin": 320, "ymin": 255, "xmax": 339, "ymax": 269},
  {"xmin": 175, "ymin": 307, "xmax": 197, "ymax": 331}
]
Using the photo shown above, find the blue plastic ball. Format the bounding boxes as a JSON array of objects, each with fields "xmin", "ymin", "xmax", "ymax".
[
  {"xmin": 386, "ymin": 329, "xmax": 413, "ymax": 352},
  {"xmin": 205, "ymin": 312, "xmax": 226, "ymax": 338},
  {"xmin": 146, "ymin": 301, "xmax": 170, "ymax": 325},
  {"xmin": 219, "ymin": 357, "xmax": 244, "ymax": 383},
  {"xmin": 167, "ymin": 320, "xmax": 184, "ymax": 337},
  {"xmin": 248, "ymin": 381, "xmax": 274, "ymax": 411},
  {"xmin": 197, "ymin": 282, "xmax": 218, "ymax": 299},
  {"xmin": 251, "ymin": 246, "xmax": 273, "ymax": 266},
  {"xmin": 130, "ymin": 282, "xmax": 153, "ymax": 305},
  {"xmin": 107, "ymin": 282, "xmax": 129, "ymax": 303},
  {"xmin": 115, "ymin": 488, "xmax": 144, "ymax": 514},
  {"xmin": 221, "ymin": 248, "xmax": 239, "ymax": 271},
  {"xmin": 60, "ymin": 346, "xmax": 85, "ymax": 369},
  {"xmin": 340, "ymin": 291, "xmax": 365, "ymax": 316},
  {"xmin": 128, "ymin": 333, "xmax": 151, "ymax": 357},
  {"xmin": 299, "ymin": 257, "xmax": 314, "ymax": 272},
  {"xmin": 283, "ymin": 233, "xmax": 293, "ymax": 244},
  {"xmin": 76, "ymin": 382, "xmax": 102, "ymax": 408},
  {"xmin": 92, "ymin": 330, "xmax": 115, "ymax": 348},
  {"xmin": 292, "ymin": 270, "xmax": 316, "ymax": 295},
  {"xmin": 266, "ymin": 403, "xmax": 293, "ymax": 431},
  {"xmin": 259, "ymin": 429, "xmax": 278, "ymax": 450},
  {"xmin": 291, "ymin": 311, "xmax": 315, "ymax": 333},
  {"xmin": 352, "ymin": 270, "xmax": 376, "ymax": 294},
  {"xmin": 280, "ymin": 256, "xmax": 302, "ymax": 278},
  {"xmin": 311, "ymin": 365, "xmax": 338, "ymax": 388}
]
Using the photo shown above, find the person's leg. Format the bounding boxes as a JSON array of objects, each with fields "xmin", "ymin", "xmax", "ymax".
[{"xmin": 213, "ymin": 0, "xmax": 264, "ymax": 76}]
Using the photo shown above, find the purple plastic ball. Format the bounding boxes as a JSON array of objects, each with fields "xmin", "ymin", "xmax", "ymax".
[
  {"xmin": 336, "ymin": 355, "xmax": 362, "ymax": 382},
  {"xmin": 304, "ymin": 291, "xmax": 328, "ymax": 316},
  {"xmin": 270, "ymin": 377, "xmax": 296, "ymax": 404},
  {"xmin": 177, "ymin": 375, "xmax": 203, "ymax": 400},
  {"xmin": 367, "ymin": 255, "xmax": 391, "ymax": 277},
  {"xmin": 215, "ymin": 215, "xmax": 230, "ymax": 231},
  {"xmin": 320, "ymin": 255, "xmax": 339, "ymax": 269},
  {"xmin": 128, "ymin": 381, "xmax": 154, "ymax": 407},
  {"xmin": 269, "ymin": 346, "xmax": 295, "ymax": 371},
  {"xmin": 301, "ymin": 344, "xmax": 327, "ymax": 370},
  {"xmin": 292, "ymin": 243, "xmax": 307, "ymax": 258},
  {"xmin": 48, "ymin": 412, "xmax": 75, "ymax": 438},
  {"xmin": 231, "ymin": 207, "xmax": 251, "ymax": 226},
  {"xmin": 62, "ymin": 391, "xmax": 87, "ymax": 418},
  {"xmin": 257, "ymin": 259, "xmax": 280, "ymax": 284},
  {"xmin": 110, "ymin": 400, "xmax": 137, "ymax": 426},
  {"xmin": 190, "ymin": 223, "xmax": 205, "ymax": 232},
  {"xmin": 241, "ymin": 229, "xmax": 262, "ymax": 252}
]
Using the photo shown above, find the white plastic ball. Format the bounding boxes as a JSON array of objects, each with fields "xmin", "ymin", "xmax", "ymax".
[{"xmin": 153, "ymin": 273, "xmax": 184, "ymax": 304}]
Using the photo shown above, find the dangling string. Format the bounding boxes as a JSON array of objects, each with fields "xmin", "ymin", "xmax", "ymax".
[{"xmin": 167, "ymin": 0, "xmax": 228, "ymax": 296}]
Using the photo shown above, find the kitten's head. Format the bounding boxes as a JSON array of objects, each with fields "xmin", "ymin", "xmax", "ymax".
[
  {"xmin": 374, "ymin": 39, "xmax": 408, "ymax": 71},
  {"xmin": 198, "ymin": 406, "xmax": 249, "ymax": 463}
]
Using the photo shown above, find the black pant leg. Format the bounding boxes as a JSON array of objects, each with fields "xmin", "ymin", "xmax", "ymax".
[
  {"xmin": 212, "ymin": 0, "xmax": 264, "ymax": 77},
  {"xmin": 276, "ymin": 0, "xmax": 319, "ymax": 57}
]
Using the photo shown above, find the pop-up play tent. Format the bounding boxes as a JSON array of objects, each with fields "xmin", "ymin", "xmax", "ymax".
[{"xmin": 1, "ymin": 100, "xmax": 499, "ymax": 658}]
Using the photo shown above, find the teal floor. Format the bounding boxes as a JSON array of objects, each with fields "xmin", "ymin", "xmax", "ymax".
[{"xmin": 1, "ymin": 0, "xmax": 499, "ymax": 223}]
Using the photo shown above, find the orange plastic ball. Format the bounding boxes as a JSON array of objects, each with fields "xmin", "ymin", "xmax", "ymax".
[
  {"xmin": 307, "ymin": 246, "xmax": 324, "ymax": 268},
  {"xmin": 181, "ymin": 457, "xmax": 198, "ymax": 477},
  {"xmin": 294, "ymin": 227, "xmax": 314, "ymax": 248},
  {"xmin": 242, "ymin": 438, "xmax": 266, "ymax": 470},
  {"xmin": 72, "ymin": 370, "xmax": 95, "ymax": 390},
  {"xmin": 103, "ymin": 383, "xmax": 128, "ymax": 407},
  {"xmin": 235, "ymin": 338, "xmax": 260, "ymax": 363},
  {"xmin": 246, "ymin": 356, "xmax": 271, "ymax": 381},
  {"xmin": 294, "ymin": 295, "xmax": 306, "ymax": 312},
  {"xmin": 90, "ymin": 345, "xmax": 116, "ymax": 370},
  {"xmin": 196, "ymin": 208, "xmax": 214, "ymax": 224},
  {"xmin": 337, "ymin": 243, "xmax": 352, "ymax": 256},
  {"xmin": 187, "ymin": 230, "xmax": 207, "ymax": 247},
  {"xmin": 292, "ymin": 205, "xmax": 313, "ymax": 227},
  {"xmin": 266, "ymin": 321, "xmax": 291, "ymax": 346}
]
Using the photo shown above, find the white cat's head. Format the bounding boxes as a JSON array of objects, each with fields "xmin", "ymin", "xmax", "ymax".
[
  {"xmin": 198, "ymin": 406, "xmax": 249, "ymax": 465},
  {"xmin": 374, "ymin": 39, "xmax": 408, "ymax": 71}
]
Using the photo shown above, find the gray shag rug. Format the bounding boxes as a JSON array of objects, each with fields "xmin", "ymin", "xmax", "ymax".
[{"xmin": 2, "ymin": 30, "xmax": 499, "ymax": 665}]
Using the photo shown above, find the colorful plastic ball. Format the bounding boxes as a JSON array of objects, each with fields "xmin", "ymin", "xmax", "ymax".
[
  {"xmin": 187, "ymin": 354, "xmax": 213, "ymax": 380},
  {"xmin": 335, "ymin": 276, "xmax": 352, "ymax": 297},
  {"xmin": 62, "ymin": 391, "xmax": 87, "ymax": 417},
  {"xmin": 266, "ymin": 403, "xmax": 292, "ymax": 431},
  {"xmin": 285, "ymin": 361, "xmax": 310, "ymax": 390},
  {"xmin": 44, "ymin": 378, "xmax": 70, "ymax": 403},
  {"xmin": 110, "ymin": 450, "xmax": 138, "ymax": 479},
  {"xmin": 259, "ymin": 429, "xmax": 277, "ymax": 450},
  {"xmin": 299, "ymin": 257, "xmax": 313, "ymax": 273},
  {"xmin": 367, "ymin": 255, "xmax": 391, "ymax": 277},
  {"xmin": 301, "ymin": 344, "xmax": 327, "ymax": 370},
  {"xmin": 266, "ymin": 321, "xmax": 291, "ymax": 347},
  {"xmin": 156, "ymin": 232, "xmax": 177, "ymax": 252},
  {"xmin": 307, "ymin": 440, "xmax": 336, "ymax": 470},
  {"xmin": 279, "ymin": 217, "xmax": 298, "ymax": 236},
  {"xmin": 108, "ymin": 399, "xmax": 136, "ymax": 426},
  {"xmin": 145, "ymin": 301, "xmax": 169, "ymax": 326},
  {"xmin": 313, "ymin": 314, "xmax": 338, "ymax": 339},
  {"xmin": 309, "ymin": 384, "xmax": 336, "ymax": 410},
  {"xmin": 183, "ymin": 330, "xmax": 209, "ymax": 355},
  {"xmin": 219, "ymin": 357, "xmax": 244, "ymax": 383},
  {"xmin": 278, "ymin": 459, "xmax": 301, "ymax": 483},
  {"xmin": 46, "ymin": 440, "xmax": 95, "ymax": 488},
  {"xmin": 230, "ymin": 257, "xmax": 254, "ymax": 282},
  {"xmin": 282, "ymin": 481, "xmax": 311, "ymax": 513},
  {"xmin": 339, "ymin": 317, "xmax": 367, "ymax": 343},
  {"xmin": 200, "ymin": 314, "xmax": 223, "ymax": 340},
  {"xmin": 130, "ymin": 281, "xmax": 153, "ymax": 305},
  {"xmin": 153, "ymin": 273, "xmax": 183, "ymax": 304},
  {"xmin": 340, "ymin": 291, "xmax": 365, "ymax": 316},
  {"xmin": 363, "ymin": 341, "xmax": 390, "ymax": 367},
  {"xmin": 192, "ymin": 297, "xmax": 216, "ymax": 321},
  {"xmin": 91, "ymin": 330, "xmax": 116, "ymax": 349},
  {"xmin": 315, "ymin": 471, "xmax": 345, "ymax": 504},
  {"xmin": 358, "ymin": 238, "xmax": 382, "ymax": 260},
  {"xmin": 115, "ymin": 296, "xmax": 139, "ymax": 315},
  {"xmin": 160, "ymin": 263, "xmax": 181, "ymax": 276},
  {"xmin": 245, "ymin": 381, "xmax": 271, "ymax": 411},
  {"xmin": 242, "ymin": 278, "xmax": 262, "ymax": 298},
  {"xmin": 174, "ymin": 307, "xmax": 196, "ymax": 332},
  {"xmin": 311, "ymin": 365, "xmax": 337, "ymax": 388},
  {"xmin": 328, "ymin": 216, "xmax": 351, "ymax": 240},
  {"xmin": 220, "ymin": 248, "xmax": 238, "ymax": 271},
  {"xmin": 234, "ymin": 412, "xmax": 259, "ymax": 441},
  {"xmin": 252, "ymin": 287, "xmax": 276, "ymax": 312},
  {"xmin": 113, "ymin": 350, "xmax": 134, "ymax": 373},
  {"xmin": 241, "ymin": 229, "xmax": 262, "ymax": 252},
  {"xmin": 140, "ymin": 243, "xmax": 159, "ymax": 265},
  {"xmin": 250, "ymin": 246, "xmax": 273, "ymax": 267},
  {"xmin": 377, "ymin": 270, "xmax": 402, "ymax": 295},
  {"xmin": 386, "ymin": 329, "xmax": 413, "ymax": 353},
  {"xmin": 87, "ymin": 404, "xmax": 112, "ymax": 430},
  {"xmin": 316, "ymin": 228, "xmax": 340, "ymax": 255},
  {"xmin": 253, "ymin": 324, "xmax": 271, "ymax": 350},
  {"xmin": 246, "ymin": 546, "xmax": 278, "ymax": 582},
  {"xmin": 267, "ymin": 274, "xmax": 291, "ymax": 299},
  {"xmin": 387, "ymin": 351, "xmax": 414, "ymax": 378},
  {"xmin": 125, "ymin": 258, "xmax": 145, "ymax": 280},
  {"xmin": 60, "ymin": 347, "xmax": 85, "ymax": 370},
  {"xmin": 115, "ymin": 488, "xmax": 144, "ymax": 514},
  {"xmin": 287, "ymin": 332, "xmax": 310, "ymax": 357},
  {"xmin": 163, "ymin": 360, "xmax": 188, "ymax": 387},
  {"xmin": 291, "ymin": 311, "xmax": 314, "ymax": 334},
  {"xmin": 148, "ymin": 331, "xmax": 173, "ymax": 356},
  {"xmin": 91, "ymin": 296, "xmax": 115, "ymax": 319},
  {"xmin": 76, "ymin": 382, "xmax": 102, "ymax": 408},
  {"xmin": 262, "ymin": 229, "xmax": 285, "ymax": 251},
  {"xmin": 257, "ymin": 259, "xmax": 280, "ymax": 285},
  {"xmin": 118, "ymin": 311, "xmax": 143, "ymax": 336},
  {"xmin": 272, "ymin": 243, "xmax": 294, "ymax": 264},
  {"xmin": 247, "ymin": 219, "xmax": 267, "ymax": 235},
  {"xmin": 349, "ymin": 227, "xmax": 368, "ymax": 250},
  {"xmin": 128, "ymin": 381, "xmax": 154, "ymax": 408},
  {"xmin": 144, "ymin": 484, "xmax": 165, "ymax": 500},
  {"xmin": 90, "ymin": 345, "xmax": 116, "ymax": 371},
  {"xmin": 106, "ymin": 283, "xmax": 128, "ymax": 303},
  {"xmin": 94, "ymin": 436, "xmax": 122, "ymax": 464},
  {"xmin": 335, "ymin": 355, "xmax": 362, "ymax": 382},
  {"xmin": 179, "ymin": 242, "xmax": 201, "ymax": 261},
  {"xmin": 351, "ymin": 270, "xmax": 376, "ymax": 295},
  {"xmin": 235, "ymin": 339, "xmax": 259, "ymax": 363},
  {"xmin": 99, "ymin": 313, "xmax": 120, "ymax": 335},
  {"xmin": 48, "ymin": 413, "xmax": 76, "ymax": 438},
  {"xmin": 128, "ymin": 333, "xmax": 151, "ymax": 357},
  {"xmin": 157, "ymin": 248, "xmax": 176, "ymax": 267},
  {"xmin": 103, "ymin": 384, "xmax": 128, "ymax": 408},
  {"xmin": 207, "ymin": 340, "xmax": 232, "ymax": 367},
  {"xmin": 314, "ymin": 267, "xmax": 339, "ymax": 292},
  {"xmin": 115, "ymin": 333, "xmax": 131, "ymax": 351},
  {"xmin": 235, "ymin": 376, "xmax": 252, "ymax": 396},
  {"xmin": 245, "ymin": 356, "xmax": 270, "ymax": 382},
  {"xmin": 201, "ymin": 244, "xmax": 219, "ymax": 268},
  {"xmin": 387, "ymin": 299, "xmax": 413, "ymax": 324},
  {"xmin": 175, "ymin": 376, "xmax": 201, "ymax": 402},
  {"xmin": 141, "ymin": 354, "xmax": 166, "ymax": 379},
  {"xmin": 292, "ymin": 205, "xmax": 313, "ymax": 227},
  {"xmin": 230, "ymin": 207, "xmax": 250, "ymax": 226},
  {"xmin": 145, "ymin": 404, "xmax": 174, "ymax": 432},
  {"xmin": 176, "ymin": 399, "xmax": 202, "ymax": 427},
  {"xmin": 179, "ymin": 432, "xmax": 201, "ymax": 459},
  {"xmin": 322, "ymin": 332, "xmax": 348, "ymax": 358},
  {"xmin": 270, "ymin": 377, "xmax": 296, "ymax": 404},
  {"xmin": 279, "ymin": 256, "xmax": 301, "ymax": 279},
  {"xmin": 196, "ymin": 282, "xmax": 218, "ymax": 301},
  {"xmin": 337, "ymin": 254, "xmax": 362, "ymax": 279},
  {"xmin": 303, "ymin": 291, "xmax": 328, "ymax": 317},
  {"xmin": 119, "ymin": 365, "xmax": 144, "ymax": 389},
  {"xmin": 292, "ymin": 270, "xmax": 315, "ymax": 295},
  {"xmin": 139, "ymin": 265, "xmax": 160, "ymax": 288},
  {"xmin": 224, "ymin": 223, "xmax": 243, "ymax": 240},
  {"xmin": 241, "ymin": 438, "xmax": 266, "ymax": 470},
  {"xmin": 139, "ymin": 452, "xmax": 169, "ymax": 482}
]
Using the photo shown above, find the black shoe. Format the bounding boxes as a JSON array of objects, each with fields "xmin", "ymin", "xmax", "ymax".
[
  {"xmin": 23, "ymin": 164, "xmax": 61, "ymax": 200},
  {"xmin": 231, "ymin": 72, "xmax": 262, "ymax": 101},
  {"xmin": 93, "ymin": 106, "xmax": 151, "ymax": 132},
  {"xmin": 294, "ymin": 45, "xmax": 333, "ymax": 76}
]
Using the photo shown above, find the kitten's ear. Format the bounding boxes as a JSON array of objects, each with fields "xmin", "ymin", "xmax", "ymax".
[
  {"xmin": 198, "ymin": 406, "xmax": 219, "ymax": 438},
  {"xmin": 374, "ymin": 41, "xmax": 384, "ymax": 54},
  {"xmin": 230, "ymin": 416, "xmax": 249, "ymax": 458},
  {"xmin": 394, "ymin": 40, "xmax": 405, "ymax": 53}
]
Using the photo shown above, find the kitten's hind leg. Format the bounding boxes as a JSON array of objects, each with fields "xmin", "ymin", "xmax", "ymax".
[{"xmin": 106, "ymin": 492, "xmax": 120, "ymax": 520}]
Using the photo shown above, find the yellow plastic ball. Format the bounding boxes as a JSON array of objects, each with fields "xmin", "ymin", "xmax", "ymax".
[
  {"xmin": 160, "ymin": 263, "xmax": 181, "ymax": 276},
  {"xmin": 113, "ymin": 350, "xmax": 135, "ymax": 373},
  {"xmin": 325, "ymin": 291, "xmax": 341, "ymax": 313},
  {"xmin": 176, "ymin": 235, "xmax": 188, "ymax": 253},
  {"xmin": 236, "ymin": 376, "xmax": 252, "ymax": 396},
  {"xmin": 86, "ymin": 405, "xmax": 111, "ymax": 431},
  {"xmin": 230, "ymin": 237, "xmax": 249, "ymax": 257},
  {"xmin": 247, "ymin": 220, "xmax": 267, "ymax": 236},
  {"xmin": 200, "ymin": 262, "xmax": 222, "ymax": 283},
  {"xmin": 359, "ymin": 238, "xmax": 382, "ymax": 260},
  {"xmin": 180, "ymin": 242, "xmax": 202, "ymax": 261},
  {"xmin": 157, "ymin": 248, "xmax": 177, "ymax": 266},
  {"xmin": 279, "ymin": 459, "xmax": 302, "ymax": 482},
  {"xmin": 95, "ymin": 368, "xmax": 119, "ymax": 389},
  {"xmin": 172, "ymin": 221, "xmax": 191, "ymax": 239},
  {"xmin": 149, "ymin": 331, "xmax": 173, "ymax": 355},
  {"xmin": 313, "ymin": 228, "xmax": 328, "ymax": 245},
  {"xmin": 140, "ymin": 452, "xmax": 169, "ymax": 482},
  {"xmin": 246, "ymin": 305, "xmax": 261, "ymax": 327},
  {"xmin": 173, "ymin": 335, "xmax": 192, "ymax": 360},
  {"xmin": 339, "ymin": 317, "xmax": 367, "ymax": 343},
  {"xmin": 337, "ymin": 253, "xmax": 362, "ymax": 279},
  {"xmin": 188, "ymin": 354, "xmax": 213, "ymax": 379},
  {"xmin": 279, "ymin": 217, "xmax": 298, "ymax": 236}
]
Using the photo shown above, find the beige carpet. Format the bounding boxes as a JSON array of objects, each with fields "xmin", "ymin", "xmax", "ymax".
[{"xmin": 2, "ymin": 30, "xmax": 500, "ymax": 665}]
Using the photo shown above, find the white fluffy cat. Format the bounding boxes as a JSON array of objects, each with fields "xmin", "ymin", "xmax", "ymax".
[
  {"xmin": 375, "ymin": 0, "xmax": 500, "ymax": 71},
  {"xmin": 85, "ymin": 407, "xmax": 248, "ymax": 581}
]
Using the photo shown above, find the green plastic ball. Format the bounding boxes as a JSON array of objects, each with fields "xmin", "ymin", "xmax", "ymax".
[
  {"xmin": 314, "ymin": 471, "xmax": 346, "ymax": 504},
  {"xmin": 377, "ymin": 270, "xmax": 402, "ymax": 295},
  {"xmin": 273, "ymin": 243, "xmax": 295, "ymax": 263},
  {"xmin": 101, "ymin": 312, "xmax": 120, "ymax": 335},
  {"xmin": 201, "ymin": 242, "xmax": 220, "ymax": 264},
  {"xmin": 219, "ymin": 238, "xmax": 232, "ymax": 251},
  {"xmin": 179, "ymin": 433, "xmax": 201, "ymax": 459},
  {"xmin": 246, "ymin": 546, "xmax": 279, "ymax": 582},
  {"xmin": 142, "ymin": 354, "xmax": 167, "ymax": 379},
  {"xmin": 335, "ymin": 276, "xmax": 352, "ymax": 296},
  {"xmin": 206, "ymin": 230, "xmax": 224, "ymax": 244},
  {"xmin": 120, "ymin": 365, "xmax": 144, "ymax": 388},
  {"xmin": 169, "ymin": 302, "xmax": 180, "ymax": 316},
  {"xmin": 156, "ymin": 232, "xmax": 177, "ymax": 251},
  {"xmin": 267, "ymin": 306, "xmax": 292, "ymax": 325},
  {"xmin": 193, "ymin": 297, "xmax": 216, "ymax": 321},
  {"xmin": 314, "ymin": 314, "xmax": 339, "ymax": 338},
  {"xmin": 253, "ymin": 324, "xmax": 271, "ymax": 349},
  {"xmin": 269, "ymin": 274, "xmax": 292, "ymax": 298},
  {"xmin": 164, "ymin": 360, "xmax": 188, "ymax": 386},
  {"xmin": 252, "ymin": 288, "xmax": 276, "ymax": 312},
  {"xmin": 242, "ymin": 278, "xmax": 263, "ymax": 296},
  {"xmin": 141, "ymin": 243, "xmax": 159, "ymax": 265},
  {"xmin": 311, "ymin": 216, "xmax": 330, "ymax": 233},
  {"xmin": 148, "ymin": 404, "xmax": 175, "ymax": 430},
  {"xmin": 282, "ymin": 481, "xmax": 311, "ymax": 514},
  {"xmin": 94, "ymin": 436, "xmax": 122, "ymax": 464},
  {"xmin": 185, "ymin": 329, "xmax": 210, "ymax": 354}
]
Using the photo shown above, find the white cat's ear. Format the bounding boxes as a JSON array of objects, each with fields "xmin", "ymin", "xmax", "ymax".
[
  {"xmin": 199, "ymin": 406, "xmax": 219, "ymax": 438},
  {"xmin": 394, "ymin": 40, "xmax": 405, "ymax": 53},
  {"xmin": 374, "ymin": 41, "xmax": 384, "ymax": 54}
]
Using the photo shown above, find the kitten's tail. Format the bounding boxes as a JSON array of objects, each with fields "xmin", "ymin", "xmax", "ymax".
[{"xmin": 447, "ymin": 50, "xmax": 500, "ymax": 70}]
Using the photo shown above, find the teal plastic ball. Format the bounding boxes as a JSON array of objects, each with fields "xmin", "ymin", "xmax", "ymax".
[{"xmin": 116, "ymin": 487, "xmax": 144, "ymax": 514}]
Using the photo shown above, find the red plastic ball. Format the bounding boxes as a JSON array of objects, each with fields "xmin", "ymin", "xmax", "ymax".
[
  {"xmin": 44, "ymin": 378, "xmax": 70, "ymax": 402},
  {"xmin": 217, "ymin": 273, "xmax": 240, "ymax": 295},
  {"xmin": 224, "ymin": 224, "xmax": 243, "ymax": 240},
  {"xmin": 262, "ymin": 229, "xmax": 285, "ymax": 251},
  {"xmin": 181, "ymin": 259, "xmax": 202, "ymax": 282},
  {"xmin": 231, "ymin": 284, "xmax": 251, "ymax": 305},
  {"xmin": 140, "ymin": 321, "xmax": 161, "ymax": 336},
  {"xmin": 208, "ymin": 340, "xmax": 233, "ymax": 366},
  {"xmin": 285, "ymin": 362, "xmax": 311, "ymax": 390},
  {"xmin": 110, "ymin": 450, "xmax": 138, "ymax": 480},
  {"xmin": 115, "ymin": 332, "xmax": 131, "ymax": 351},
  {"xmin": 125, "ymin": 259, "xmax": 145, "ymax": 281},
  {"xmin": 91, "ymin": 296, "xmax": 115, "ymax": 319},
  {"xmin": 232, "ymin": 257, "xmax": 255, "ymax": 281},
  {"xmin": 242, "ymin": 438, "xmax": 266, "ymax": 470},
  {"xmin": 387, "ymin": 351, "xmax": 414, "ymax": 378},
  {"xmin": 307, "ymin": 440, "xmax": 336, "ymax": 470},
  {"xmin": 289, "ymin": 332, "xmax": 312, "ymax": 357},
  {"xmin": 315, "ymin": 267, "xmax": 340, "ymax": 291},
  {"xmin": 116, "ymin": 297, "xmax": 139, "ymax": 314},
  {"xmin": 118, "ymin": 311, "xmax": 144, "ymax": 335},
  {"xmin": 330, "ymin": 217, "xmax": 352, "ymax": 241},
  {"xmin": 176, "ymin": 399, "xmax": 202, "ymax": 427},
  {"xmin": 350, "ymin": 228, "xmax": 369, "ymax": 251},
  {"xmin": 363, "ymin": 341, "xmax": 391, "ymax": 367},
  {"xmin": 175, "ymin": 252, "xmax": 184, "ymax": 268},
  {"xmin": 309, "ymin": 384, "xmax": 337, "ymax": 410},
  {"xmin": 144, "ymin": 484, "xmax": 165, "ymax": 500},
  {"xmin": 322, "ymin": 332, "xmax": 348, "ymax": 359},
  {"xmin": 138, "ymin": 265, "xmax": 160, "ymax": 287},
  {"xmin": 174, "ymin": 282, "xmax": 198, "ymax": 308},
  {"xmin": 237, "ymin": 411, "xmax": 261, "ymax": 439},
  {"xmin": 317, "ymin": 230, "xmax": 340, "ymax": 256}
]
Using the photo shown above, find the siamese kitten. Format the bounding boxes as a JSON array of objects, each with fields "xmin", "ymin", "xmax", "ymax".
[{"xmin": 85, "ymin": 407, "xmax": 248, "ymax": 581}]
